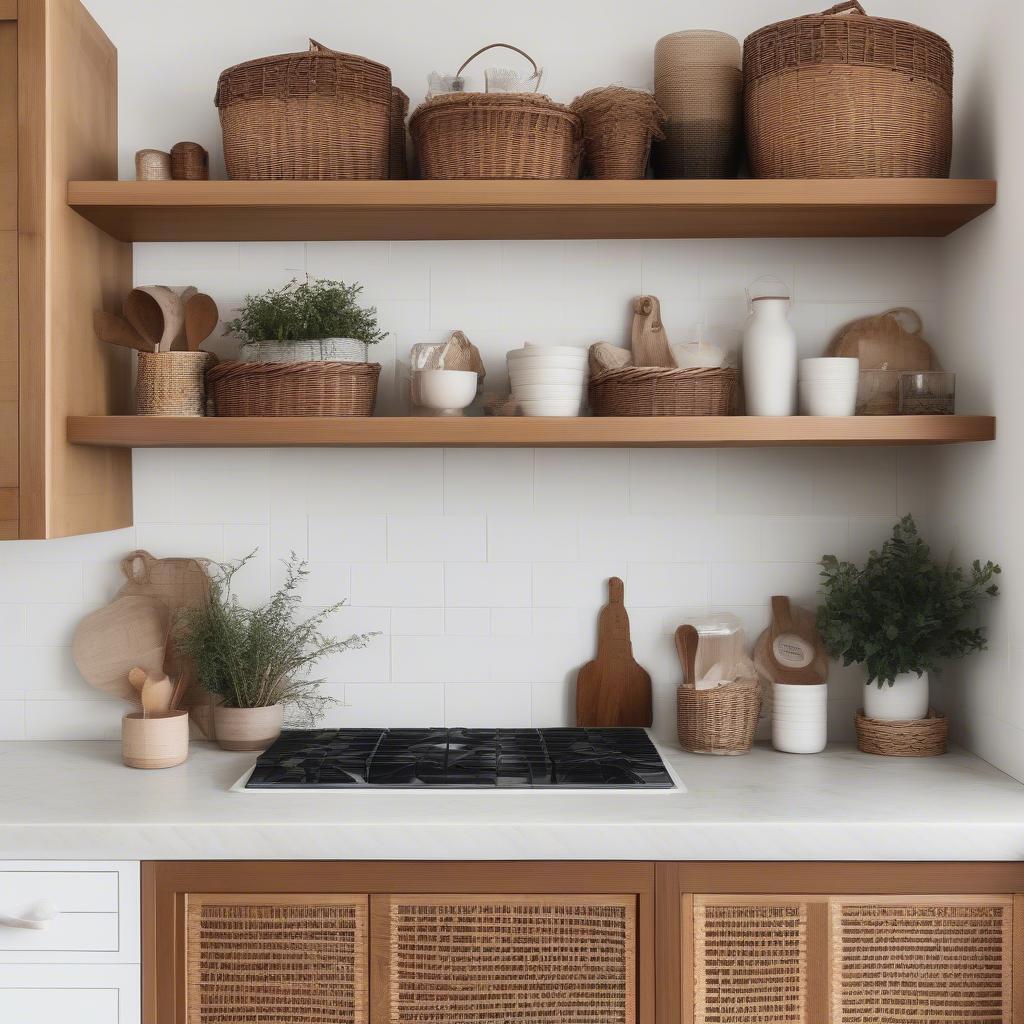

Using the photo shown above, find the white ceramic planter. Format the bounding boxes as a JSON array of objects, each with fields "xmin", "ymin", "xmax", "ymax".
[
  {"xmin": 240, "ymin": 338, "xmax": 368, "ymax": 364},
  {"xmin": 213, "ymin": 704, "xmax": 284, "ymax": 751},
  {"xmin": 864, "ymin": 671, "xmax": 929, "ymax": 721}
]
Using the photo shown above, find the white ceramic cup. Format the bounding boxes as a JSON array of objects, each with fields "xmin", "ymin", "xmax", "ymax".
[
  {"xmin": 799, "ymin": 357, "xmax": 859, "ymax": 381},
  {"xmin": 799, "ymin": 380, "xmax": 858, "ymax": 416}
]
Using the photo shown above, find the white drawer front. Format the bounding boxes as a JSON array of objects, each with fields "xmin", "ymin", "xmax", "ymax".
[
  {"xmin": 0, "ymin": 964, "xmax": 139, "ymax": 1024},
  {"xmin": 0, "ymin": 987, "xmax": 118, "ymax": 1024},
  {"xmin": 0, "ymin": 862, "xmax": 138, "ymax": 964}
]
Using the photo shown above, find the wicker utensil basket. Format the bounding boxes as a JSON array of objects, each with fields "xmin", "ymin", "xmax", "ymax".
[
  {"xmin": 744, "ymin": 1, "xmax": 952, "ymax": 178},
  {"xmin": 678, "ymin": 678, "xmax": 761, "ymax": 755},
  {"xmin": 206, "ymin": 361, "xmax": 380, "ymax": 417},
  {"xmin": 410, "ymin": 44, "xmax": 581, "ymax": 180},
  {"xmin": 215, "ymin": 39, "xmax": 391, "ymax": 180},
  {"xmin": 589, "ymin": 366, "xmax": 738, "ymax": 416},
  {"xmin": 570, "ymin": 87, "xmax": 664, "ymax": 179},
  {"xmin": 136, "ymin": 352, "xmax": 215, "ymax": 416},
  {"xmin": 855, "ymin": 708, "xmax": 948, "ymax": 757}
]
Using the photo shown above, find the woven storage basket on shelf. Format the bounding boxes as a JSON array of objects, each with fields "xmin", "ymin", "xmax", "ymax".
[
  {"xmin": 136, "ymin": 352, "xmax": 215, "ymax": 417},
  {"xmin": 389, "ymin": 87, "xmax": 410, "ymax": 179},
  {"xmin": 214, "ymin": 39, "xmax": 391, "ymax": 180},
  {"xmin": 570, "ymin": 87, "xmax": 664, "ymax": 179},
  {"xmin": 653, "ymin": 31, "xmax": 743, "ymax": 179},
  {"xmin": 744, "ymin": 1, "xmax": 952, "ymax": 178},
  {"xmin": 206, "ymin": 361, "xmax": 380, "ymax": 417},
  {"xmin": 589, "ymin": 366, "xmax": 738, "ymax": 416},
  {"xmin": 678, "ymin": 678, "xmax": 761, "ymax": 755},
  {"xmin": 855, "ymin": 708, "xmax": 948, "ymax": 757}
]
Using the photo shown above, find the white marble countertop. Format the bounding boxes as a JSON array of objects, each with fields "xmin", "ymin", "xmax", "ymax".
[{"xmin": 1, "ymin": 739, "xmax": 1022, "ymax": 861}]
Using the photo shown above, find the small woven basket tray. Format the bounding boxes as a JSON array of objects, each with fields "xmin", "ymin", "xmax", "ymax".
[
  {"xmin": 855, "ymin": 708, "xmax": 948, "ymax": 757},
  {"xmin": 677, "ymin": 678, "xmax": 761, "ymax": 755},
  {"xmin": 590, "ymin": 366, "xmax": 738, "ymax": 416},
  {"xmin": 136, "ymin": 352, "xmax": 216, "ymax": 417},
  {"xmin": 206, "ymin": 361, "xmax": 380, "ymax": 417}
]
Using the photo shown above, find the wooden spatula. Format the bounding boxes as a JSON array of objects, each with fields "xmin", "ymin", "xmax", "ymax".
[
  {"xmin": 184, "ymin": 293, "xmax": 219, "ymax": 351},
  {"xmin": 674, "ymin": 624, "xmax": 699, "ymax": 688},
  {"xmin": 755, "ymin": 596, "xmax": 829, "ymax": 686},
  {"xmin": 576, "ymin": 577, "xmax": 653, "ymax": 727},
  {"xmin": 93, "ymin": 311, "xmax": 158, "ymax": 353}
]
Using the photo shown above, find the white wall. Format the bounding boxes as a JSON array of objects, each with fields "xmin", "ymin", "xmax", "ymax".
[{"xmin": 0, "ymin": 0, "xmax": 1000, "ymax": 749}]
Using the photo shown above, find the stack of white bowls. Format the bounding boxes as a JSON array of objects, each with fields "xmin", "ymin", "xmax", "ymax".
[
  {"xmin": 771, "ymin": 682, "xmax": 827, "ymax": 754},
  {"xmin": 507, "ymin": 345, "xmax": 588, "ymax": 417},
  {"xmin": 799, "ymin": 357, "xmax": 859, "ymax": 416}
]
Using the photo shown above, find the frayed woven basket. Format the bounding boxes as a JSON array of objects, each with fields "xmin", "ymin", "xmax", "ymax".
[
  {"xmin": 855, "ymin": 708, "xmax": 948, "ymax": 757},
  {"xmin": 570, "ymin": 86, "xmax": 665, "ymax": 179},
  {"xmin": 678, "ymin": 678, "xmax": 761, "ymax": 755},
  {"xmin": 206, "ymin": 361, "xmax": 380, "ymax": 417},
  {"xmin": 589, "ymin": 366, "xmax": 738, "ymax": 416},
  {"xmin": 136, "ymin": 352, "xmax": 216, "ymax": 417}
]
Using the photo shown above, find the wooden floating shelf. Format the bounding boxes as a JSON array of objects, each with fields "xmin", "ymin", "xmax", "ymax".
[
  {"xmin": 67, "ymin": 415, "xmax": 996, "ymax": 449},
  {"xmin": 66, "ymin": 179, "xmax": 996, "ymax": 242}
]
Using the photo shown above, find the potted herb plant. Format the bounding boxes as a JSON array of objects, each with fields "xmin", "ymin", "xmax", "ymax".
[
  {"xmin": 818, "ymin": 515, "xmax": 1000, "ymax": 721},
  {"xmin": 176, "ymin": 552, "xmax": 377, "ymax": 750},
  {"xmin": 225, "ymin": 276, "xmax": 387, "ymax": 363}
]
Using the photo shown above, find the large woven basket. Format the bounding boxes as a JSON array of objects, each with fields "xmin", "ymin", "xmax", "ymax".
[
  {"xmin": 207, "ymin": 361, "xmax": 380, "ymax": 417},
  {"xmin": 389, "ymin": 87, "xmax": 409, "ymax": 179},
  {"xmin": 589, "ymin": 366, "xmax": 738, "ymax": 416},
  {"xmin": 678, "ymin": 679, "xmax": 761, "ymax": 755},
  {"xmin": 744, "ymin": 1, "xmax": 952, "ymax": 178},
  {"xmin": 215, "ymin": 40, "xmax": 391, "ymax": 180},
  {"xmin": 570, "ymin": 87, "xmax": 664, "ymax": 179},
  {"xmin": 136, "ymin": 352, "xmax": 215, "ymax": 417},
  {"xmin": 855, "ymin": 708, "xmax": 948, "ymax": 757}
]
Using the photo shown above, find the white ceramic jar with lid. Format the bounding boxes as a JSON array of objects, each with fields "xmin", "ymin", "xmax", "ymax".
[{"xmin": 742, "ymin": 276, "xmax": 797, "ymax": 416}]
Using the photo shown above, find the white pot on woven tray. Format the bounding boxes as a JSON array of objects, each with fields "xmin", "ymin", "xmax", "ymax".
[
  {"xmin": 239, "ymin": 338, "xmax": 368, "ymax": 363},
  {"xmin": 864, "ymin": 671, "xmax": 929, "ymax": 722}
]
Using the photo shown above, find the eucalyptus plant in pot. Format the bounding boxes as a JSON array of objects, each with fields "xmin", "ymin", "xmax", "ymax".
[
  {"xmin": 817, "ymin": 515, "xmax": 1000, "ymax": 722},
  {"xmin": 176, "ymin": 552, "xmax": 377, "ymax": 750}
]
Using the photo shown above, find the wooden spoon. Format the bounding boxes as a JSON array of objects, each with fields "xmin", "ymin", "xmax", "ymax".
[
  {"xmin": 675, "ymin": 624, "xmax": 700, "ymax": 688},
  {"xmin": 93, "ymin": 311, "xmax": 157, "ymax": 353},
  {"xmin": 123, "ymin": 289, "xmax": 165, "ymax": 351},
  {"xmin": 184, "ymin": 293, "xmax": 219, "ymax": 351},
  {"xmin": 141, "ymin": 672, "xmax": 173, "ymax": 717},
  {"xmin": 127, "ymin": 666, "xmax": 148, "ymax": 692}
]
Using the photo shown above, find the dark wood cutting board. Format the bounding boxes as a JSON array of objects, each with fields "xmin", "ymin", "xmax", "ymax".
[{"xmin": 576, "ymin": 577, "xmax": 653, "ymax": 727}]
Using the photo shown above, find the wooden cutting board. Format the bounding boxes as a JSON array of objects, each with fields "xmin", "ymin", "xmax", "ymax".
[
  {"xmin": 72, "ymin": 595, "xmax": 169, "ymax": 703},
  {"xmin": 576, "ymin": 577, "xmax": 653, "ymax": 727},
  {"xmin": 753, "ymin": 595, "xmax": 829, "ymax": 686},
  {"xmin": 630, "ymin": 296, "xmax": 674, "ymax": 367}
]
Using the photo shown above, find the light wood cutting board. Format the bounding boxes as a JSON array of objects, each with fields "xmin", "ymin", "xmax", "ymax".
[{"xmin": 576, "ymin": 577, "xmax": 653, "ymax": 727}]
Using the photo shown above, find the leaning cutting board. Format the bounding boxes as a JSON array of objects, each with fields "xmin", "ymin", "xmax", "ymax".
[
  {"xmin": 753, "ymin": 595, "xmax": 829, "ymax": 686},
  {"xmin": 576, "ymin": 577, "xmax": 653, "ymax": 727}
]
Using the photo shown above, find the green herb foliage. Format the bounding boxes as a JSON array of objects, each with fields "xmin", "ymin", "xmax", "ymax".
[
  {"xmin": 817, "ymin": 515, "xmax": 1000, "ymax": 687},
  {"xmin": 225, "ymin": 277, "xmax": 386, "ymax": 345},
  {"xmin": 176, "ymin": 552, "xmax": 378, "ymax": 724}
]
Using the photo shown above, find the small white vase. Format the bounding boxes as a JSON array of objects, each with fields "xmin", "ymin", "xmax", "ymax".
[
  {"xmin": 213, "ymin": 704, "xmax": 284, "ymax": 751},
  {"xmin": 742, "ymin": 295, "xmax": 797, "ymax": 416},
  {"xmin": 864, "ymin": 671, "xmax": 929, "ymax": 721}
]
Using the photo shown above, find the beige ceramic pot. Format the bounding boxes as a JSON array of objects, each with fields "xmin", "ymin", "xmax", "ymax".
[
  {"xmin": 213, "ymin": 704, "xmax": 284, "ymax": 751},
  {"xmin": 122, "ymin": 710, "xmax": 189, "ymax": 769}
]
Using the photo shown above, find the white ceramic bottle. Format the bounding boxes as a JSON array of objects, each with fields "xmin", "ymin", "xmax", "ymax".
[{"xmin": 742, "ymin": 281, "xmax": 797, "ymax": 416}]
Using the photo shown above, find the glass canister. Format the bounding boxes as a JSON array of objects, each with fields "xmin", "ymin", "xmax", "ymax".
[{"xmin": 898, "ymin": 371, "xmax": 956, "ymax": 415}]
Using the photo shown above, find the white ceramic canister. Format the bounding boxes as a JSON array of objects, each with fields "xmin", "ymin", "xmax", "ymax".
[
  {"xmin": 864, "ymin": 671, "xmax": 929, "ymax": 721},
  {"xmin": 742, "ymin": 279, "xmax": 797, "ymax": 416},
  {"xmin": 771, "ymin": 682, "xmax": 827, "ymax": 754}
]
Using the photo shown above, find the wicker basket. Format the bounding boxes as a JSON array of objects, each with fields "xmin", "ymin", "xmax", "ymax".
[
  {"xmin": 214, "ymin": 40, "xmax": 391, "ymax": 180},
  {"xmin": 744, "ymin": 1, "xmax": 952, "ymax": 178},
  {"xmin": 136, "ymin": 352, "xmax": 215, "ymax": 416},
  {"xmin": 389, "ymin": 87, "xmax": 410, "ymax": 179},
  {"xmin": 678, "ymin": 678, "xmax": 761, "ymax": 755},
  {"xmin": 410, "ymin": 44, "xmax": 581, "ymax": 180},
  {"xmin": 855, "ymin": 708, "xmax": 948, "ymax": 757},
  {"xmin": 589, "ymin": 366, "xmax": 738, "ymax": 416},
  {"xmin": 207, "ymin": 361, "xmax": 380, "ymax": 417},
  {"xmin": 570, "ymin": 87, "xmax": 664, "ymax": 180}
]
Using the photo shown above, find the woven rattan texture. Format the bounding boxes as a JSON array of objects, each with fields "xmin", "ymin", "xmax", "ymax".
[
  {"xmin": 389, "ymin": 87, "xmax": 410, "ymax": 179},
  {"xmin": 694, "ymin": 899, "xmax": 807, "ymax": 1023},
  {"xmin": 410, "ymin": 93, "xmax": 582, "ymax": 180},
  {"xmin": 389, "ymin": 899, "xmax": 634, "ymax": 1023},
  {"xmin": 589, "ymin": 366, "xmax": 738, "ymax": 417},
  {"xmin": 207, "ymin": 360, "xmax": 380, "ymax": 417},
  {"xmin": 186, "ymin": 899, "xmax": 367, "ymax": 1024},
  {"xmin": 855, "ymin": 708, "xmax": 948, "ymax": 756},
  {"xmin": 570, "ymin": 87, "xmax": 664, "ymax": 180},
  {"xmin": 215, "ymin": 48, "xmax": 391, "ymax": 180},
  {"xmin": 136, "ymin": 352, "xmax": 213, "ymax": 417},
  {"xmin": 743, "ymin": 8, "xmax": 952, "ymax": 178},
  {"xmin": 677, "ymin": 680, "xmax": 761, "ymax": 755},
  {"xmin": 831, "ymin": 899, "xmax": 1011, "ymax": 1022}
]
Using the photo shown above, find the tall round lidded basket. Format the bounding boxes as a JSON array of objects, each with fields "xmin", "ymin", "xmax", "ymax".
[
  {"xmin": 653, "ymin": 30, "xmax": 742, "ymax": 179},
  {"xmin": 744, "ymin": 1, "xmax": 952, "ymax": 178}
]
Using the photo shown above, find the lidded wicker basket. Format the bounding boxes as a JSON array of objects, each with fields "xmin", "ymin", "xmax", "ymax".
[
  {"xmin": 589, "ymin": 366, "xmax": 738, "ymax": 416},
  {"xmin": 570, "ymin": 87, "xmax": 664, "ymax": 179},
  {"xmin": 744, "ymin": 1, "xmax": 953, "ymax": 178},
  {"xmin": 214, "ymin": 39, "xmax": 392, "ymax": 180},
  {"xmin": 410, "ymin": 44, "xmax": 581, "ymax": 180},
  {"xmin": 206, "ymin": 361, "xmax": 380, "ymax": 417}
]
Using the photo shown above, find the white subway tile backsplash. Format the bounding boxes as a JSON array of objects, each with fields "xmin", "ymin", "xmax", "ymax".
[
  {"xmin": 628, "ymin": 449, "xmax": 716, "ymax": 513},
  {"xmin": 491, "ymin": 608, "xmax": 533, "ymax": 636},
  {"xmin": 717, "ymin": 450, "xmax": 815, "ymax": 514},
  {"xmin": 390, "ymin": 607, "xmax": 445, "ymax": 635},
  {"xmin": 0, "ymin": 605, "xmax": 27, "ymax": 645},
  {"xmin": 579, "ymin": 515, "xmax": 714, "ymax": 562},
  {"xmin": 443, "ymin": 449, "xmax": 535, "ymax": 514},
  {"xmin": 25, "ymin": 697, "xmax": 122, "ymax": 740},
  {"xmin": 532, "ymin": 562, "xmax": 622, "ymax": 610},
  {"xmin": 25, "ymin": 604, "xmax": 84, "ymax": 647},
  {"xmin": 627, "ymin": 563, "xmax": 709, "ymax": 607},
  {"xmin": 534, "ymin": 450, "xmax": 629, "ymax": 513},
  {"xmin": 389, "ymin": 515, "xmax": 486, "ymax": 562},
  {"xmin": 392, "ymin": 635, "xmax": 490, "ymax": 683},
  {"xmin": 711, "ymin": 562, "xmax": 822, "ymax": 607},
  {"xmin": 0, "ymin": 700, "xmax": 25, "ymax": 739},
  {"xmin": 308, "ymin": 516, "xmax": 388, "ymax": 562},
  {"xmin": 352, "ymin": 563, "xmax": 442, "ymax": 608},
  {"xmin": 810, "ymin": 448, "xmax": 898, "ymax": 516},
  {"xmin": 445, "ymin": 608, "xmax": 491, "ymax": 636},
  {"xmin": 488, "ymin": 516, "xmax": 578, "ymax": 562},
  {"xmin": 134, "ymin": 524, "xmax": 223, "ymax": 560},
  {"xmin": 445, "ymin": 562, "xmax": 531, "ymax": 608},
  {"xmin": 530, "ymin": 681, "xmax": 572, "ymax": 726},
  {"xmin": 0, "ymin": 563, "xmax": 84, "ymax": 604},
  {"xmin": 300, "ymin": 563, "xmax": 353, "ymax": 607},
  {"xmin": 445, "ymin": 682, "xmax": 532, "ymax": 727},
  {"xmin": 315, "ymin": 607, "xmax": 390, "ymax": 683},
  {"xmin": 337, "ymin": 683, "xmax": 445, "ymax": 728}
]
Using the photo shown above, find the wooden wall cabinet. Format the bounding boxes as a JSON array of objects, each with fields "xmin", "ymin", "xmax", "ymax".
[{"xmin": 1, "ymin": 0, "xmax": 132, "ymax": 539}]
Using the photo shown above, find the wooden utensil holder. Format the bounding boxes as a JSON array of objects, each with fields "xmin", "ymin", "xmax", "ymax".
[{"xmin": 122, "ymin": 710, "xmax": 189, "ymax": 769}]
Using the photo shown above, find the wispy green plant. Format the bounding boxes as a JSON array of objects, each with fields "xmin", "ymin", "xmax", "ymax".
[
  {"xmin": 176, "ymin": 552, "xmax": 378, "ymax": 724},
  {"xmin": 817, "ymin": 515, "xmax": 1000, "ymax": 687},
  {"xmin": 225, "ymin": 277, "xmax": 386, "ymax": 345}
]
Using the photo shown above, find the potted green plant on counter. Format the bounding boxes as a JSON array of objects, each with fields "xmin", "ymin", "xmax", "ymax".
[
  {"xmin": 817, "ymin": 515, "xmax": 1000, "ymax": 723},
  {"xmin": 176, "ymin": 552, "xmax": 377, "ymax": 751}
]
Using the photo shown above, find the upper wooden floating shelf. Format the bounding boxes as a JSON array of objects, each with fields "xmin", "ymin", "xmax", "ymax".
[
  {"xmin": 66, "ymin": 179, "xmax": 996, "ymax": 242},
  {"xmin": 67, "ymin": 415, "xmax": 995, "ymax": 449}
]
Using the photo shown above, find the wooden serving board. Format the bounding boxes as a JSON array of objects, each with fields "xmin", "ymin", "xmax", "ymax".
[
  {"xmin": 576, "ymin": 577, "xmax": 653, "ymax": 727},
  {"xmin": 754, "ymin": 595, "xmax": 829, "ymax": 686}
]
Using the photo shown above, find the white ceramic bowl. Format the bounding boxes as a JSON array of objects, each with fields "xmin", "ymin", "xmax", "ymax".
[
  {"xmin": 518, "ymin": 399, "xmax": 582, "ymax": 417},
  {"xmin": 799, "ymin": 357, "xmax": 859, "ymax": 381},
  {"xmin": 511, "ymin": 345, "xmax": 589, "ymax": 359},
  {"xmin": 508, "ymin": 349, "xmax": 588, "ymax": 364},
  {"xmin": 799, "ymin": 380, "xmax": 857, "ymax": 417},
  {"xmin": 508, "ymin": 367, "xmax": 589, "ymax": 386},
  {"xmin": 513, "ymin": 384, "xmax": 586, "ymax": 401},
  {"xmin": 417, "ymin": 369, "xmax": 478, "ymax": 413}
]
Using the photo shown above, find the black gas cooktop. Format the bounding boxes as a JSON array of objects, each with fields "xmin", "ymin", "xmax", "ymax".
[{"xmin": 245, "ymin": 727, "xmax": 674, "ymax": 789}]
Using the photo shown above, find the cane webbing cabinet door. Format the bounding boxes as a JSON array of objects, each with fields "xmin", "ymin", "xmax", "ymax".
[
  {"xmin": 378, "ymin": 894, "xmax": 636, "ymax": 1024},
  {"xmin": 184, "ymin": 894, "xmax": 368, "ymax": 1024}
]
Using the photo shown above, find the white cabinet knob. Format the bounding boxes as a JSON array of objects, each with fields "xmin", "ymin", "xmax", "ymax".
[{"xmin": 0, "ymin": 900, "xmax": 59, "ymax": 930}]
